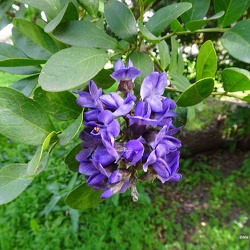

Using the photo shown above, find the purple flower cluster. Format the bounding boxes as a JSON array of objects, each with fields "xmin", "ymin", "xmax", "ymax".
[{"xmin": 76, "ymin": 59, "xmax": 182, "ymax": 201}]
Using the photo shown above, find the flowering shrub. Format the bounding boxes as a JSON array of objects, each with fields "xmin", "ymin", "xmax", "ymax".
[
  {"xmin": 0, "ymin": 0, "xmax": 249, "ymax": 208},
  {"xmin": 75, "ymin": 60, "xmax": 182, "ymax": 201}
]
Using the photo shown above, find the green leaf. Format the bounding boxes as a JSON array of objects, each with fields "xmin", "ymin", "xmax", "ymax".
[
  {"xmin": 26, "ymin": 131, "xmax": 57, "ymax": 176},
  {"xmin": 173, "ymin": 107, "xmax": 187, "ymax": 128},
  {"xmin": 0, "ymin": 87, "xmax": 55, "ymax": 145},
  {"xmin": 222, "ymin": 68, "xmax": 250, "ymax": 92},
  {"xmin": 0, "ymin": 43, "xmax": 41, "ymax": 74},
  {"xmin": 17, "ymin": 0, "xmax": 62, "ymax": 19},
  {"xmin": 146, "ymin": 3, "xmax": 192, "ymax": 36},
  {"xmin": 196, "ymin": 40, "xmax": 217, "ymax": 81},
  {"xmin": 158, "ymin": 40, "xmax": 170, "ymax": 70},
  {"xmin": 11, "ymin": 75, "xmax": 39, "ymax": 97},
  {"xmin": 181, "ymin": 0, "xmax": 210, "ymax": 23},
  {"xmin": 185, "ymin": 11, "xmax": 225, "ymax": 31},
  {"xmin": 65, "ymin": 183, "xmax": 103, "ymax": 209},
  {"xmin": 0, "ymin": 43, "xmax": 45, "ymax": 67},
  {"xmin": 221, "ymin": 20, "xmax": 250, "ymax": 64},
  {"xmin": 45, "ymin": 2, "xmax": 78, "ymax": 33},
  {"xmin": 169, "ymin": 73, "xmax": 190, "ymax": 91},
  {"xmin": 34, "ymin": 87, "xmax": 82, "ymax": 120},
  {"xmin": 129, "ymin": 51, "xmax": 154, "ymax": 94},
  {"xmin": 39, "ymin": 47, "xmax": 109, "ymax": 91},
  {"xmin": 138, "ymin": 21, "xmax": 160, "ymax": 43},
  {"xmin": 92, "ymin": 69, "xmax": 114, "ymax": 89},
  {"xmin": 65, "ymin": 144, "xmax": 82, "ymax": 172},
  {"xmin": 169, "ymin": 37, "xmax": 178, "ymax": 74},
  {"xmin": 13, "ymin": 18, "xmax": 59, "ymax": 59},
  {"xmin": 213, "ymin": 0, "xmax": 250, "ymax": 27},
  {"xmin": 78, "ymin": 0, "xmax": 99, "ymax": 17},
  {"xmin": 177, "ymin": 78, "xmax": 214, "ymax": 107},
  {"xmin": 53, "ymin": 21, "xmax": 119, "ymax": 49},
  {"xmin": 0, "ymin": 164, "xmax": 33, "ymax": 205},
  {"xmin": 104, "ymin": 0, "xmax": 137, "ymax": 44},
  {"xmin": 59, "ymin": 112, "xmax": 83, "ymax": 146},
  {"xmin": 0, "ymin": 58, "xmax": 46, "ymax": 67},
  {"xmin": 170, "ymin": 19, "xmax": 185, "ymax": 32}
]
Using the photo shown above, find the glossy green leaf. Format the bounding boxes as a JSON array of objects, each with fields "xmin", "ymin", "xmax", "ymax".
[
  {"xmin": 0, "ymin": 164, "xmax": 33, "ymax": 205},
  {"xmin": 65, "ymin": 183, "xmax": 103, "ymax": 209},
  {"xmin": 181, "ymin": 0, "xmax": 210, "ymax": 23},
  {"xmin": 222, "ymin": 68, "xmax": 250, "ymax": 92},
  {"xmin": 169, "ymin": 73, "xmax": 190, "ymax": 91},
  {"xmin": 17, "ymin": 0, "xmax": 62, "ymax": 19},
  {"xmin": 177, "ymin": 78, "xmax": 214, "ymax": 107},
  {"xmin": 158, "ymin": 40, "xmax": 170, "ymax": 70},
  {"xmin": 92, "ymin": 69, "xmax": 114, "ymax": 89},
  {"xmin": 138, "ymin": 21, "xmax": 160, "ymax": 43},
  {"xmin": 59, "ymin": 112, "xmax": 83, "ymax": 146},
  {"xmin": 26, "ymin": 131, "xmax": 57, "ymax": 176},
  {"xmin": 39, "ymin": 47, "xmax": 109, "ymax": 91},
  {"xmin": 45, "ymin": 2, "xmax": 78, "ymax": 33},
  {"xmin": 196, "ymin": 40, "xmax": 217, "ymax": 81},
  {"xmin": 12, "ymin": 19, "xmax": 59, "ymax": 59},
  {"xmin": 129, "ymin": 51, "xmax": 154, "ymax": 94},
  {"xmin": 0, "ymin": 87, "xmax": 55, "ymax": 145},
  {"xmin": 146, "ymin": 3, "xmax": 192, "ymax": 36},
  {"xmin": 221, "ymin": 20, "xmax": 250, "ymax": 64},
  {"xmin": 11, "ymin": 75, "xmax": 39, "ymax": 97},
  {"xmin": 34, "ymin": 87, "xmax": 82, "ymax": 120},
  {"xmin": 78, "ymin": 0, "xmax": 99, "ymax": 16},
  {"xmin": 65, "ymin": 144, "xmax": 82, "ymax": 172},
  {"xmin": 185, "ymin": 11, "xmax": 224, "ymax": 31},
  {"xmin": 213, "ymin": 0, "xmax": 250, "ymax": 27},
  {"xmin": 104, "ymin": 0, "xmax": 137, "ymax": 44},
  {"xmin": 53, "ymin": 21, "xmax": 119, "ymax": 49}
]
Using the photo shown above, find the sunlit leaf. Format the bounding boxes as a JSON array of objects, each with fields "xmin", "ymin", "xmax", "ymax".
[
  {"xmin": 222, "ymin": 67, "xmax": 250, "ymax": 92},
  {"xmin": 177, "ymin": 78, "xmax": 214, "ymax": 107},
  {"xmin": 196, "ymin": 40, "xmax": 217, "ymax": 81}
]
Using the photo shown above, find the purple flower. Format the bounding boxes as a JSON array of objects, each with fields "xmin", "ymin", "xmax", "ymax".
[
  {"xmin": 86, "ymin": 110, "xmax": 120, "ymax": 160},
  {"xmin": 122, "ymin": 139, "xmax": 144, "ymax": 165},
  {"xmin": 111, "ymin": 59, "xmax": 141, "ymax": 83},
  {"xmin": 140, "ymin": 72, "xmax": 167, "ymax": 112},
  {"xmin": 100, "ymin": 92, "xmax": 136, "ymax": 117},
  {"xmin": 111, "ymin": 59, "xmax": 141, "ymax": 94},
  {"xmin": 76, "ymin": 80, "xmax": 103, "ymax": 110},
  {"xmin": 143, "ymin": 125, "xmax": 181, "ymax": 182}
]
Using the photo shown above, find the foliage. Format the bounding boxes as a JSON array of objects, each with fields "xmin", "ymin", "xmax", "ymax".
[{"xmin": 0, "ymin": 0, "xmax": 250, "ymax": 207}]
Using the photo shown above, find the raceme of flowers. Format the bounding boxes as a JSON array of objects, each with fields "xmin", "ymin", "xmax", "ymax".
[{"xmin": 76, "ymin": 59, "xmax": 182, "ymax": 202}]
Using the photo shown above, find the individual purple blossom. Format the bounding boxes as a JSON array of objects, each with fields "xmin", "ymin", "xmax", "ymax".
[
  {"xmin": 100, "ymin": 92, "xmax": 136, "ymax": 117},
  {"xmin": 122, "ymin": 139, "xmax": 144, "ymax": 165},
  {"xmin": 140, "ymin": 72, "xmax": 167, "ymax": 112},
  {"xmin": 111, "ymin": 59, "xmax": 141, "ymax": 94},
  {"xmin": 76, "ymin": 80, "xmax": 103, "ymax": 110},
  {"xmin": 143, "ymin": 125, "xmax": 181, "ymax": 182}
]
